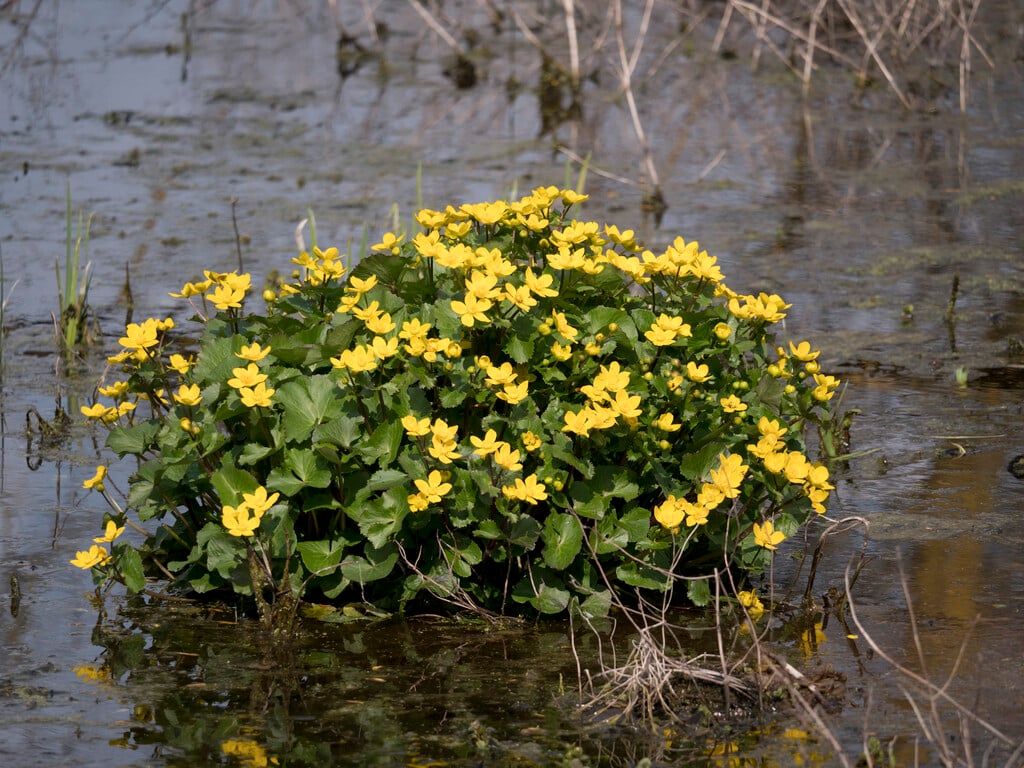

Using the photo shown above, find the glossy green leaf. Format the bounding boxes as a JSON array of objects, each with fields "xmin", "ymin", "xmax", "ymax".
[
  {"xmin": 541, "ymin": 512, "xmax": 583, "ymax": 570},
  {"xmin": 277, "ymin": 375, "xmax": 343, "ymax": 443},
  {"xmin": 340, "ymin": 542, "xmax": 398, "ymax": 584}
]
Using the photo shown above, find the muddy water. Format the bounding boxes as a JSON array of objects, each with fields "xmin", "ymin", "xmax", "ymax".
[{"xmin": 1, "ymin": 1, "xmax": 1023, "ymax": 765}]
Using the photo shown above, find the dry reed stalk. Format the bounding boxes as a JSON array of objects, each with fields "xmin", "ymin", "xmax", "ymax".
[
  {"xmin": 842, "ymin": 556, "xmax": 1022, "ymax": 763},
  {"xmin": 835, "ymin": 0, "xmax": 912, "ymax": 107},
  {"xmin": 561, "ymin": 0, "xmax": 581, "ymax": 88},
  {"xmin": 803, "ymin": 0, "xmax": 830, "ymax": 96},
  {"xmin": 611, "ymin": 0, "xmax": 663, "ymax": 203},
  {"xmin": 406, "ymin": 0, "xmax": 465, "ymax": 56}
]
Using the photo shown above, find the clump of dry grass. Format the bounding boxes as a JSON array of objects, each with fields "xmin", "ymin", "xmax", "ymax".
[
  {"xmin": 710, "ymin": 0, "xmax": 993, "ymax": 111},
  {"xmin": 571, "ymin": 516, "xmax": 1023, "ymax": 766}
]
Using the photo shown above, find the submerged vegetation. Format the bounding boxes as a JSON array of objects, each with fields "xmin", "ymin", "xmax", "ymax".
[{"xmin": 74, "ymin": 187, "xmax": 838, "ymax": 631}]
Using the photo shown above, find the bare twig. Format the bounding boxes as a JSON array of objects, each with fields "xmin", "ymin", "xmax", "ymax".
[
  {"xmin": 844, "ymin": 556, "xmax": 1016, "ymax": 748},
  {"xmin": 611, "ymin": 0, "xmax": 662, "ymax": 198}
]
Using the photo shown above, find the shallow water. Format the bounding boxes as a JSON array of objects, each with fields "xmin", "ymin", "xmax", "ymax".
[{"xmin": 1, "ymin": 1, "xmax": 1023, "ymax": 765}]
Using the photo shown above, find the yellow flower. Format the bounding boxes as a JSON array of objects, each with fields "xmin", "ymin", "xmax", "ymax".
[
  {"xmin": 654, "ymin": 496, "xmax": 684, "ymax": 529},
  {"xmin": 763, "ymin": 450, "xmax": 788, "ymax": 475},
  {"xmin": 560, "ymin": 189, "xmax": 588, "ymax": 205},
  {"xmin": 807, "ymin": 486, "xmax": 830, "ymax": 514},
  {"xmin": 169, "ymin": 279, "xmax": 213, "ymax": 298},
  {"xmin": 593, "ymin": 361, "xmax": 630, "ymax": 392},
  {"xmin": 168, "ymin": 354, "xmax": 194, "ymax": 374},
  {"xmin": 709, "ymin": 453, "xmax": 748, "ymax": 498},
  {"xmin": 551, "ymin": 341, "xmax": 573, "ymax": 362},
  {"xmin": 450, "ymin": 294, "xmax": 493, "ymax": 327},
  {"xmin": 330, "ymin": 345, "xmax": 378, "ymax": 373},
  {"xmin": 562, "ymin": 408, "xmax": 593, "ymax": 437},
  {"xmin": 407, "ymin": 492, "xmax": 430, "ymax": 512},
  {"xmin": 118, "ymin": 321, "xmax": 159, "ymax": 351},
  {"xmin": 644, "ymin": 324, "xmax": 678, "ymax": 347},
  {"xmin": 470, "ymin": 428, "xmax": 501, "ymax": 457},
  {"xmin": 216, "ymin": 271, "xmax": 252, "ymax": 294},
  {"xmin": 524, "ymin": 268, "xmax": 558, "ymax": 298},
  {"xmin": 604, "ymin": 224, "xmax": 638, "ymax": 249},
  {"xmin": 81, "ymin": 403, "xmax": 111, "ymax": 420},
  {"xmin": 93, "ymin": 519, "xmax": 125, "ymax": 544},
  {"xmin": 690, "ymin": 252, "xmax": 724, "ymax": 283},
  {"xmin": 737, "ymin": 590, "xmax": 764, "ymax": 620},
  {"xmin": 752, "ymin": 520, "xmax": 785, "ymax": 551},
  {"xmin": 370, "ymin": 231, "xmax": 404, "ymax": 254},
  {"xmin": 719, "ymin": 394, "xmax": 747, "ymax": 413},
  {"xmin": 548, "ymin": 245, "xmax": 586, "ymax": 271},
  {"xmin": 236, "ymin": 343, "xmax": 271, "ymax": 362},
  {"xmin": 521, "ymin": 431, "xmax": 542, "ymax": 452},
  {"xmin": 747, "ymin": 435, "xmax": 782, "ymax": 460},
  {"xmin": 782, "ymin": 451, "xmax": 811, "ymax": 483},
  {"xmin": 492, "ymin": 443, "xmax": 523, "ymax": 472},
  {"xmin": 222, "ymin": 504, "xmax": 261, "ymax": 537},
  {"xmin": 812, "ymin": 372, "xmax": 840, "ymax": 402},
  {"xmin": 551, "ymin": 310, "xmax": 579, "ymax": 342},
  {"xmin": 501, "ymin": 474, "xmax": 548, "ymax": 505},
  {"xmin": 347, "ymin": 274, "xmax": 378, "ymax": 295},
  {"xmin": 401, "ymin": 414, "xmax": 432, "ymax": 437},
  {"xmin": 503, "ymin": 283, "xmax": 537, "ymax": 312},
  {"xmin": 399, "ymin": 318, "xmax": 431, "ymax": 343},
  {"xmin": 242, "ymin": 486, "xmax": 280, "ymax": 516},
  {"xmin": 683, "ymin": 481, "xmax": 715, "ymax": 510},
  {"xmin": 239, "ymin": 382, "xmax": 275, "ymax": 408},
  {"xmin": 484, "ymin": 362, "xmax": 517, "ymax": 387},
  {"xmin": 364, "ymin": 312, "xmax": 396, "ymax": 335},
  {"xmin": 352, "ymin": 300, "xmax": 382, "ymax": 322},
  {"xmin": 464, "ymin": 269, "xmax": 501, "ymax": 300},
  {"xmin": 414, "ymin": 470, "xmax": 453, "ymax": 503},
  {"xmin": 227, "ymin": 363, "xmax": 268, "ymax": 390},
  {"xmin": 446, "ymin": 220, "xmax": 472, "ymax": 239},
  {"xmin": 788, "ymin": 341, "xmax": 820, "ymax": 362},
  {"xmin": 497, "ymin": 380, "xmax": 528, "ymax": 404},
  {"xmin": 206, "ymin": 283, "xmax": 246, "ymax": 311},
  {"xmin": 369, "ymin": 335, "xmax": 399, "ymax": 360},
  {"xmin": 683, "ymin": 500, "xmax": 710, "ymax": 527},
  {"xmin": 644, "ymin": 314, "xmax": 691, "ymax": 346},
  {"xmin": 608, "ymin": 389, "xmax": 642, "ymax": 419},
  {"xmin": 70, "ymin": 544, "xmax": 111, "ymax": 569},
  {"xmin": 655, "ymin": 413, "xmax": 682, "ymax": 432},
  {"xmin": 430, "ymin": 419, "xmax": 459, "ymax": 443},
  {"xmin": 713, "ymin": 322, "xmax": 732, "ymax": 340},
  {"xmin": 116, "ymin": 401, "xmax": 137, "ymax": 418},
  {"xmin": 684, "ymin": 361, "xmax": 711, "ymax": 383},
  {"xmin": 97, "ymin": 381, "xmax": 130, "ymax": 398},
  {"xmin": 805, "ymin": 463, "xmax": 834, "ymax": 490},
  {"xmin": 757, "ymin": 416, "xmax": 788, "ymax": 442},
  {"xmin": 173, "ymin": 383, "xmax": 203, "ymax": 407},
  {"xmin": 428, "ymin": 437, "xmax": 460, "ymax": 464},
  {"xmin": 461, "ymin": 199, "xmax": 508, "ymax": 225},
  {"xmin": 83, "ymin": 465, "xmax": 107, "ymax": 491}
]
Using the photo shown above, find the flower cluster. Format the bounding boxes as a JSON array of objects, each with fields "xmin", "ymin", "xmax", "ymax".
[
  {"xmin": 75, "ymin": 187, "xmax": 838, "ymax": 619},
  {"xmin": 222, "ymin": 486, "xmax": 280, "ymax": 537}
]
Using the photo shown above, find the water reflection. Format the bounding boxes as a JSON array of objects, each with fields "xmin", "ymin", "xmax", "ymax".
[{"xmin": 80, "ymin": 598, "xmax": 611, "ymax": 766}]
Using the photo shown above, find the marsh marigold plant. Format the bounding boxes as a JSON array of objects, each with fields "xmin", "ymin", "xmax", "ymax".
[{"xmin": 76, "ymin": 188, "xmax": 837, "ymax": 620}]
